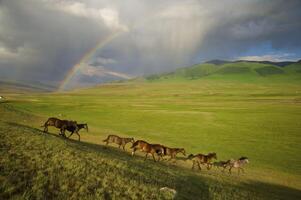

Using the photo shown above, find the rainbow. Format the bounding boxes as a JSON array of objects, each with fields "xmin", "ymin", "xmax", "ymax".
[{"xmin": 58, "ymin": 31, "xmax": 123, "ymax": 91}]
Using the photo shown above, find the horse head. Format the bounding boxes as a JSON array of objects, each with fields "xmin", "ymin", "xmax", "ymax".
[
  {"xmin": 84, "ymin": 123, "xmax": 89, "ymax": 132},
  {"xmin": 239, "ymin": 156, "xmax": 249, "ymax": 163},
  {"xmin": 210, "ymin": 152, "xmax": 217, "ymax": 160},
  {"xmin": 187, "ymin": 154, "xmax": 194, "ymax": 160},
  {"xmin": 180, "ymin": 148, "xmax": 186, "ymax": 156}
]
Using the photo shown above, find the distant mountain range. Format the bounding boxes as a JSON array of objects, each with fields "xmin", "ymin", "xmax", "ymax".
[
  {"xmin": 145, "ymin": 59, "xmax": 301, "ymax": 81},
  {"xmin": 1, "ymin": 59, "xmax": 300, "ymax": 92},
  {"xmin": 205, "ymin": 59, "xmax": 301, "ymax": 67},
  {"xmin": 0, "ymin": 80, "xmax": 56, "ymax": 93}
]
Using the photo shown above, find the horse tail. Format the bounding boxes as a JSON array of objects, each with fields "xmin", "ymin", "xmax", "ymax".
[
  {"xmin": 41, "ymin": 118, "xmax": 50, "ymax": 127},
  {"xmin": 163, "ymin": 146, "xmax": 167, "ymax": 155},
  {"xmin": 103, "ymin": 134, "xmax": 111, "ymax": 143}
]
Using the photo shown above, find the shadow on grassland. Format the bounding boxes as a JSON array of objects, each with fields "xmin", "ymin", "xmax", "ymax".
[{"xmin": 3, "ymin": 122, "xmax": 301, "ymax": 200}]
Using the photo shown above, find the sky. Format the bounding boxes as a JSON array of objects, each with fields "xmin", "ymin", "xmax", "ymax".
[{"xmin": 0, "ymin": 0, "xmax": 301, "ymax": 89}]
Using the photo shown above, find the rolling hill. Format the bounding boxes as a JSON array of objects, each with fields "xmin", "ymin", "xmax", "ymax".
[
  {"xmin": 146, "ymin": 60, "xmax": 301, "ymax": 83},
  {"xmin": 0, "ymin": 80, "xmax": 56, "ymax": 93}
]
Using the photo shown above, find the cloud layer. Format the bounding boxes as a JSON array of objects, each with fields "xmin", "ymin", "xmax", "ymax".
[{"xmin": 0, "ymin": 0, "xmax": 300, "ymax": 87}]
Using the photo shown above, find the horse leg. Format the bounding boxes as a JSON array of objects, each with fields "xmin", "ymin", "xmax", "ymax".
[
  {"xmin": 222, "ymin": 166, "xmax": 226, "ymax": 172},
  {"xmin": 132, "ymin": 148, "xmax": 137, "ymax": 156},
  {"xmin": 122, "ymin": 145, "xmax": 126, "ymax": 151},
  {"xmin": 144, "ymin": 153, "xmax": 149, "ymax": 161},
  {"xmin": 43, "ymin": 125, "xmax": 48, "ymax": 133},
  {"xmin": 192, "ymin": 161, "xmax": 195, "ymax": 170},
  {"xmin": 207, "ymin": 163, "xmax": 212, "ymax": 170},
  {"xmin": 68, "ymin": 131, "xmax": 74, "ymax": 138},
  {"xmin": 198, "ymin": 162, "xmax": 202, "ymax": 171},
  {"xmin": 76, "ymin": 132, "xmax": 80, "ymax": 141},
  {"xmin": 59, "ymin": 128, "xmax": 63, "ymax": 136},
  {"xmin": 60, "ymin": 127, "xmax": 66, "ymax": 138},
  {"xmin": 240, "ymin": 167, "xmax": 245, "ymax": 173},
  {"xmin": 229, "ymin": 167, "xmax": 232, "ymax": 174},
  {"xmin": 151, "ymin": 153, "xmax": 156, "ymax": 162}
]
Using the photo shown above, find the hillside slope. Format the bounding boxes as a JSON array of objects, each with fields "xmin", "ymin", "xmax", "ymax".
[
  {"xmin": 0, "ymin": 103, "xmax": 285, "ymax": 200},
  {"xmin": 146, "ymin": 61, "xmax": 301, "ymax": 82}
]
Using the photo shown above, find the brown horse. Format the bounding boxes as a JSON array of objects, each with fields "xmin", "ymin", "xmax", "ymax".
[
  {"xmin": 67, "ymin": 123, "xmax": 88, "ymax": 141},
  {"xmin": 103, "ymin": 135, "xmax": 134, "ymax": 151},
  {"xmin": 187, "ymin": 152, "xmax": 217, "ymax": 170},
  {"xmin": 131, "ymin": 140, "xmax": 165, "ymax": 162},
  {"xmin": 161, "ymin": 146, "xmax": 186, "ymax": 161},
  {"xmin": 42, "ymin": 117, "xmax": 78, "ymax": 137}
]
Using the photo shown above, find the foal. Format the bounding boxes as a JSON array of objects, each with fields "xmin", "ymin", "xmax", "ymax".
[
  {"xmin": 187, "ymin": 152, "xmax": 217, "ymax": 170},
  {"xmin": 67, "ymin": 123, "xmax": 88, "ymax": 141},
  {"xmin": 228, "ymin": 157, "xmax": 249, "ymax": 174},
  {"xmin": 161, "ymin": 147, "xmax": 186, "ymax": 161},
  {"xmin": 212, "ymin": 160, "xmax": 233, "ymax": 171}
]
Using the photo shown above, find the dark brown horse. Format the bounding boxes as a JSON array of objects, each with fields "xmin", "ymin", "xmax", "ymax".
[
  {"xmin": 160, "ymin": 146, "xmax": 186, "ymax": 161},
  {"xmin": 42, "ymin": 117, "xmax": 78, "ymax": 137},
  {"xmin": 67, "ymin": 123, "xmax": 88, "ymax": 141},
  {"xmin": 187, "ymin": 152, "xmax": 217, "ymax": 170},
  {"xmin": 103, "ymin": 134, "xmax": 134, "ymax": 151},
  {"xmin": 212, "ymin": 160, "xmax": 232, "ymax": 171},
  {"xmin": 131, "ymin": 140, "xmax": 164, "ymax": 162}
]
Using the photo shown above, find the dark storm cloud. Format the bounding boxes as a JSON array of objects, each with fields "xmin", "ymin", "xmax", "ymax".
[
  {"xmin": 0, "ymin": 0, "xmax": 111, "ymax": 82},
  {"xmin": 0, "ymin": 0, "xmax": 301, "ymax": 86},
  {"xmin": 195, "ymin": 0, "xmax": 301, "ymax": 61}
]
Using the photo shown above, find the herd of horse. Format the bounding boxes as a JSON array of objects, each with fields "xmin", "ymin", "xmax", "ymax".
[{"xmin": 42, "ymin": 117, "xmax": 249, "ymax": 174}]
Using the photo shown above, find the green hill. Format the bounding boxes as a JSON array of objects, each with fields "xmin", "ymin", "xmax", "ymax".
[{"xmin": 146, "ymin": 61, "xmax": 301, "ymax": 83}]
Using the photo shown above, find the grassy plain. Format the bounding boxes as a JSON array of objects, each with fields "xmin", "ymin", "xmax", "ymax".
[{"xmin": 1, "ymin": 65, "xmax": 301, "ymax": 199}]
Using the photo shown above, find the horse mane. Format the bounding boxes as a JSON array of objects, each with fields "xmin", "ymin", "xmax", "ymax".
[{"xmin": 239, "ymin": 156, "xmax": 248, "ymax": 160}]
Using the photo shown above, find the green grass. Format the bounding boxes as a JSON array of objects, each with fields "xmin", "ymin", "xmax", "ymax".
[{"xmin": 1, "ymin": 70, "xmax": 301, "ymax": 199}]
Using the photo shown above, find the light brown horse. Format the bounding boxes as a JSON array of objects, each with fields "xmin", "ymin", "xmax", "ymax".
[
  {"xmin": 161, "ymin": 146, "xmax": 186, "ymax": 161},
  {"xmin": 103, "ymin": 135, "xmax": 134, "ymax": 151},
  {"xmin": 131, "ymin": 140, "xmax": 165, "ymax": 162},
  {"xmin": 187, "ymin": 152, "xmax": 217, "ymax": 170},
  {"xmin": 228, "ymin": 157, "xmax": 249, "ymax": 174},
  {"xmin": 42, "ymin": 117, "xmax": 78, "ymax": 137}
]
